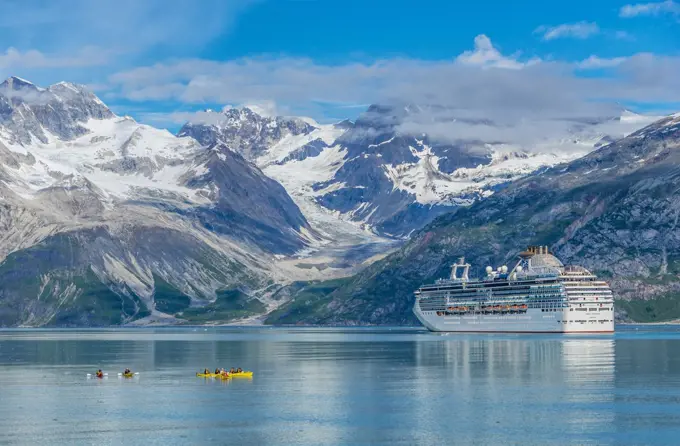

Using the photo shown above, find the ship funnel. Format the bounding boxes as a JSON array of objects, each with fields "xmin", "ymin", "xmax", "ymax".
[{"xmin": 451, "ymin": 256, "xmax": 471, "ymax": 281}]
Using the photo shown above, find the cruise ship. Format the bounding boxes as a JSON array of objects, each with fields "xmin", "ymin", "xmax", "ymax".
[{"xmin": 413, "ymin": 246, "xmax": 615, "ymax": 333}]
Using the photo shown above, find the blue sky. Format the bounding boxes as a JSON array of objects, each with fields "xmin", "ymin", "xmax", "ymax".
[{"xmin": 0, "ymin": 0, "xmax": 678, "ymax": 131}]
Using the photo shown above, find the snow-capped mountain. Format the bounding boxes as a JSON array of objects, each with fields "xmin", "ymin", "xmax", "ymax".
[
  {"xmin": 179, "ymin": 104, "xmax": 661, "ymax": 238},
  {"xmin": 281, "ymin": 111, "xmax": 680, "ymax": 325},
  {"xmin": 0, "ymin": 77, "xmax": 317, "ymax": 327},
  {"xmin": 178, "ymin": 107, "xmax": 395, "ymax": 264},
  {"xmin": 0, "ymin": 75, "xmax": 664, "ymax": 327},
  {"xmin": 0, "ymin": 76, "xmax": 113, "ymax": 145}
]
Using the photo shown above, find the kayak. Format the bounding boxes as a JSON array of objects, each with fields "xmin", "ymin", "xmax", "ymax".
[
  {"xmin": 196, "ymin": 371, "xmax": 253, "ymax": 378},
  {"xmin": 121, "ymin": 372, "xmax": 134, "ymax": 378}
]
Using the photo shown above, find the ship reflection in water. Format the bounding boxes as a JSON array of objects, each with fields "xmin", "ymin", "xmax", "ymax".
[{"xmin": 414, "ymin": 335, "xmax": 617, "ymax": 444}]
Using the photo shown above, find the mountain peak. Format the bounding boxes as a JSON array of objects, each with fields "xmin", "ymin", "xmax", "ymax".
[
  {"xmin": 0, "ymin": 77, "xmax": 113, "ymax": 144},
  {"xmin": 0, "ymin": 76, "xmax": 40, "ymax": 91},
  {"xmin": 334, "ymin": 119, "xmax": 355, "ymax": 129},
  {"xmin": 48, "ymin": 81, "xmax": 85, "ymax": 93}
]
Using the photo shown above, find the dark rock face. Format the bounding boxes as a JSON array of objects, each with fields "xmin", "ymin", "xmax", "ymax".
[
  {"xmin": 0, "ymin": 225, "xmax": 270, "ymax": 327},
  {"xmin": 314, "ymin": 105, "xmax": 491, "ymax": 237},
  {"xmin": 275, "ymin": 138, "xmax": 328, "ymax": 165},
  {"xmin": 0, "ymin": 77, "xmax": 113, "ymax": 144},
  {"xmin": 182, "ymin": 145, "xmax": 313, "ymax": 254},
  {"xmin": 268, "ymin": 113, "xmax": 680, "ymax": 325},
  {"xmin": 178, "ymin": 108, "xmax": 315, "ymax": 160},
  {"xmin": 178, "ymin": 104, "xmax": 498, "ymax": 238},
  {"xmin": 0, "ymin": 78, "xmax": 318, "ymax": 327}
]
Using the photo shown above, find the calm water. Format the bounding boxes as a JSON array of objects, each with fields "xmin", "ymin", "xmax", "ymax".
[{"xmin": 1, "ymin": 326, "xmax": 680, "ymax": 445}]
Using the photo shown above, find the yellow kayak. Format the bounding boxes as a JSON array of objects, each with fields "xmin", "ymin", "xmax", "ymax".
[
  {"xmin": 122, "ymin": 372, "xmax": 134, "ymax": 378},
  {"xmin": 196, "ymin": 371, "xmax": 253, "ymax": 378},
  {"xmin": 196, "ymin": 372, "xmax": 222, "ymax": 378}
]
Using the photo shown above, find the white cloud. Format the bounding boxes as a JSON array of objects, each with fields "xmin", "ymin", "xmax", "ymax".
[
  {"xmin": 395, "ymin": 112, "xmax": 661, "ymax": 151},
  {"xmin": 619, "ymin": 0, "xmax": 680, "ymax": 17},
  {"xmin": 106, "ymin": 32, "xmax": 680, "ymax": 152},
  {"xmin": 107, "ymin": 33, "xmax": 680, "ymax": 116},
  {"xmin": 138, "ymin": 101, "xmax": 282, "ymax": 127},
  {"xmin": 576, "ymin": 55, "xmax": 629, "ymax": 69},
  {"xmin": 535, "ymin": 22, "xmax": 600, "ymax": 40},
  {"xmin": 0, "ymin": 46, "xmax": 110, "ymax": 70},
  {"xmin": 455, "ymin": 34, "xmax": 538, "ymax": 69},
  {"xmin": 94, "ymin": 34, "xmax": 680, "ymax": 152},
  {"xmin": 235, "ymin": 100, "xmax": 280, "ymax": 117},
  {"xmin": 140, "ymin": 110, "xmax": 227, "ymax": 127}
]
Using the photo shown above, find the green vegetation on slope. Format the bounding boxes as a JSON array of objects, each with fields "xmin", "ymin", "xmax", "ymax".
[
  {"xmin": 264, "ymin": 278, "xmax": 350, "ymax": 325},
  {"xmin": 153, "ymin": 274, "xmax": 192, "ymax": 314},
  {"xmin": 50, "ymin": 268, "xmax": 150, "ymax": 326},
  {"xmin": 617, "ymin": 293, "xmax": 680, "ymax": 323},
  {"xmin": 0, "ymin": 234, "xmax": 149, "ymax": 326},
  {"xmin": 179, "ymin": 289, "xmax": 266, "ymax": 323}
]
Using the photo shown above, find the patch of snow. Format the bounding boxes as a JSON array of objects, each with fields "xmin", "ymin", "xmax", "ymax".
[
  {"xmin": 368, "ymin": 137, "xmax": 395, "ymax": 148},
  {"xmin": 0, "ymin": 116, "xmax": 210, "ymax": 204},
  {"xmin": 264, "ymin": 145, "xmax": 388, "ymax": 252},
  {"xmin": 12, "ymin": 76, "xmax": 33, "ymax": 84},
  {"xmin": 255, "ymin": 124, "xmax": 345, "ymax": 168}
]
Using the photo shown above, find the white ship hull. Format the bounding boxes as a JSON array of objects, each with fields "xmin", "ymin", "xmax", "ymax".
[
  {"xmin": 413, "ymin": 247, "xmax": 616, "ymax": 334},
  {"xmin": 414, "ymin": 306, "xmax": 614, "ymax": 333}
]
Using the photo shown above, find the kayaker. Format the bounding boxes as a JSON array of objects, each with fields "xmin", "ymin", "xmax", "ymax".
[
  {"xmin": 204, "ymin": 368, "xmax": 209, "ymax": 374},
  {"xmin": 124, "ymin": 368, "xmax": 131, "ymax": 375},
  {"xmin": 237, "ymin": 367, "xmax": 242, "ymax": 373},
  {"xmin": 229, "ymin": 367, "xmax": 235, "ymax": 374},
  {"xmin": 215, "ymin": 368, "xmax": 220, "ymax": 374},
  {"xmin": 96, "ymin": 369, "xmax": 103, "ymax": 378}
]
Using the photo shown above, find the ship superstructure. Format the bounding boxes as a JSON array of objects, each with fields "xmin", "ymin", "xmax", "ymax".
[{"xmin": 413, "ymin": 246, "xmax": 614, "ymax": 333}]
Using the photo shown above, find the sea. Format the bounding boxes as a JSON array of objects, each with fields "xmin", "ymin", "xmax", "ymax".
[{"xmin": 1, "ymin": 325, "xmax": 679, "ymax": 445}]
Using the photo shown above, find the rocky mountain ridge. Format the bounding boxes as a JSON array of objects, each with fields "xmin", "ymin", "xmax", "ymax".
[
  {"xmin": 180, "ymin": 104, "xmax": 660, "ymax": 239},
  {"xmin": 0, "ymin": 77, "xmax": 315, "ymax": 326},
  {"xmin": 265, "ymin": 112, "xmax": 680, "ymax": 325}
]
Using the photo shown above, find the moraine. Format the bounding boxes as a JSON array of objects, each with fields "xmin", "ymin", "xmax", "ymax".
[{"xmin": 413, "ymin": 246, "xmax": 615, "ymax": 333}]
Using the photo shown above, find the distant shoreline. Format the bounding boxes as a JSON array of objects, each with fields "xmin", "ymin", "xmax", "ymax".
[{"xmin": 617, "ymin": 321, "xmax": 680, "ymax": 326}]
